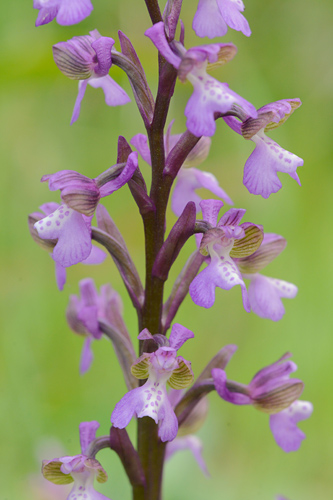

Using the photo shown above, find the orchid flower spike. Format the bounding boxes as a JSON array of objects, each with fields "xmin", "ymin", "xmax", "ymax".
[
  {"xmin": 145, "ymin": 22, "xmax": 257, "ymax": 137},
  {"xmin": 34, "ymin": 0, "xmax": 93, "ymax": 27},
  {"xmin": 42, "ymin": 421, "xmax": 111, "ymax": 500},
  {"xmin": 193, "ymin": 0, "xmax": 251, "ymax": 39},
  {"xmin": 131, "ymin": 120, "xmax": 233, "ymax": 216},
  {"xmin": 189, "ymin": 199, "xmax": 263, "ymax": 311},
  {"xmin": 111, "ymin": 324, "xmax": 195, "ymax": 442},
  {"xmin": 235, "ymin": 233, "xmax": 298, "ymax": 321},
  {"xmin": 212, "ymin": 351, "xmax": 313, "ymax": 452},
  {"xmin": 53, "ymin": 30, "xmax": 130, "ymax": 124},
  {"xmin": 225, "ymin": 99, "xmax": 303, "ymax": 198},
  {"xmin": 28, "ymin": 202, "xmax": 106, "ymax": 291},
  {"xmin": 33, "ymin": 153, "xmax": 138, "ymax": 272}
]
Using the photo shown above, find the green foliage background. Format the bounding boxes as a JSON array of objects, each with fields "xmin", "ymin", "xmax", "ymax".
[{"xmin": 1, "ymin": 1, "xmax": 332, "ymax": 499}]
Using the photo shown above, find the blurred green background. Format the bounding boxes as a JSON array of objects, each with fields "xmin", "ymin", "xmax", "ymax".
[{"xmin": 1, "ymin": 1, "xmax": 332, "ymax": 499}]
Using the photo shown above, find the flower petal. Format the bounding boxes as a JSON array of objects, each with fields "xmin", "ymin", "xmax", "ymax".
[
  {"xmin": 56, "ymin": 0, "xmax": 93, "ymax": 26},
  {"xmin": 193, "ymin": 0, "xmax": 228, "ymax": 39},
  {"xmin": 71, "ymin": 80, "xmax": 88, "ymax": 125},
  {"xmin": 35, "ymin": 205, "xmax": 92, "ymax": 267},
  {"xmin": 54, "ymin": 260, "xmax": 67, "ymax": 291},
  {"xmin": 216, "ymin": 0, "xmax": 251, "ymax": 36},
  {"xmin": 79, "ymin": 421, "xmax": 100, "ymax": 455},
  {"xmin": 269, "ymin": 400, "xmax": 313, "ymax": 452},
  {"xmin": 111, "ymin": 386, "xmax": 144, "ymax": 429},
  {"xmin": 235, "ymin": 233, "xmax": 286, "ymax": 274},
  {"xmin": 248, "ymin": 274, "xmax": 298, "ymax": 321},
  {"xmin": 131, "ymin": 134, "xmax": 152, "ymax": 165},
  {"xmin": 157, "ymin": 396, "xmax": 179, "ymax": 442},
  {"xmin": 80, "ymin": 336, "xmax": 94, "ymax": 375},
  {"xmin": 243, "ymin": 132, "xmax": 303, "ymax": 198},
  {"xmin": 189, "ymin": 255, "xmax": 249, "ymax": 311},
  {"xmin": 88, "ymin": 75, "xmax": 131, "ymax": 106},
  {"xmin": 145, "ymin": 22, "xmax": 181, "ymax": 69},
  {"xmin": 230, "ymin": 222, "xmax": 264, "ymax": 258},
  {"xmin": 99, "ymin": 151, "xmax": 138, "ymax": 197},
  {"xmin": 168, "ymin": 357, "xmax": 194, "ymax": 389},
  {"xmin": 169, "ymin": 323, "xmax": 194, "ymax": 351}
]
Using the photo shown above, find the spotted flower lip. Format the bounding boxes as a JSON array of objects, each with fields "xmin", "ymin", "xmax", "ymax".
[
  {"xmin": 193, "ymin": 0, "xmax": 251, "ymax": 39},
  {"xmin": 33, "ymin": 153, "xmax": 138, "ymax": 270},
  {"xmin": 34, "ymin": 0, "xmax": 93, "ymax": 27},
  {"xmin": 212, "ymin": 351, "xmax": 312, "ymax": 452},
  {"xmin": 145, "ymin": 22, "xmax": 256, "ymax": 137},
  {"xmin": 42, "ymin": 421, "xmax": 111, "ymax": 499},
  {"xmin": 111, "ymin": 324, "xmax": 194, "ymax": 442},
  {"xmin": 189, "ymin": 199, "xmax": 263, "ymax": 311},
  {"xmin": 53, "ymin": 30, "xmax": 130, "ymax": 124},
  {"xmin": 29, "ymin": 202, "xmax": 106, "ymax": 290},
  {"xmin": 225, "ymin": 98, "xmax": 303, "ymax": 198},
  {"xmin": 131, "ymin": 121, "xmax": 233, "ymax": 216}
]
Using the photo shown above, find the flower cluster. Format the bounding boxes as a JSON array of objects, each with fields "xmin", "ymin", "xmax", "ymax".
[{"xmin": 28, "ymin": 1, "xmax": 311, "ymax": 499}]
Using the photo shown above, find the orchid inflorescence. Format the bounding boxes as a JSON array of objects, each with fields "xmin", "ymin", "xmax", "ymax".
[{"xmin": 29, "ymin": 1, "xmax": 311, "ymax": 499}]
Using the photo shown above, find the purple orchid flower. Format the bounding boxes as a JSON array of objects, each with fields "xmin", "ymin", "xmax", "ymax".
[
  {"xmin": 235, "ymin": 233, "xmax": 298, "ymax": 321},
  {"xmin": 34, "ymin": 0, "xmax": 93, "ymax": 27},
  {"xmin": 42, "ymin": 421, "xmax": 111, "ymax": 500},
  {"xmin": 66, "ymin": 278, "xmax": 120, "ymax": 374},
  {"xmin": 33, "ymin": 152, "xmax": 138, "ymax": 270},
  {"xmin": 29, "ymin": 202, "xmax": 106, "ymax": 290},
  {"xmin": 111, "ymin": 324, "xmax": 195, "ymax": 442},
  {"xmin": 189, "ymin": 199, "xmax": 263, "ymax": 311},
  {"xmin": 53, "ymin": 30, "xmax": 130, "ymax": 124},
  {"xmin": 131, "ymin": 120, "xmax": 233, "ymax": 216},
  {"xmin": 212, "ymin": 350, "xmax": 313, "ymax": 452},
  {"xmin": 225, "ymin": 99, "xmax": 303, "ymax": 198},
  {"xmin": 145, "ymin": 22, "xmax": 257, "ymax": 137},
  {"xmin": 193, "ymin": 0, "xmax": 251, "ymax": 39}
]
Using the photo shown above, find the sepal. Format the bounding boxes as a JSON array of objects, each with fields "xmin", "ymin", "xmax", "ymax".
[
  {"xmin": 168, "ymin": 357, "xmax": 194, "ymax": 389},
  {"xmin": 229, "ymin": 223, "xmax": 264, "ymax": 258},
  {"xmin": 131, "ymin": 353, "xmax": 151, "ymax": 379},
  {"xmin": 235, "ymin": 233, "xmax": 287, "ymax": 274},
  {"xmin": 206, "ymin": 43, "xmax": 238, "ymax": 71},
  {"xmin": 42, "ymin": 459, "xmax": 74, "ymax": 485},
  {"xmin": 253, "ymin": 381, "xmax": 304, "ymax": 414}
]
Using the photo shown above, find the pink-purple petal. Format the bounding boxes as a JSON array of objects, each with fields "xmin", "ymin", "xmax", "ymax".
[
  {"xmin": 169, "ymin": 323, "xmax": 194, "ymax": 351},
  {"xmin": 82, "ymin": 245, "xmax": 106, "ymax": 265},
  {"xmin": 189, "ymin": 255, "xmax": 248, "ymax": 309},
  {"xmin": 145, "ymin": 22, "xmax": 181, "ymax": 69},
  {"xmin": 99, "ymin": 151, "xmax": 138, "ymax": 197},
  {"xmin": 193, "ymin": 0, "xmax": 228, "ymax": 39},
  {"xmin": 218, "ymin": 208, "xmax": 246, "ymax": 228},
  {"xmin": 80, "ymin": 336, "xmax": 94, "ymax": 375},
  {"xmin": 56, "ymin": 0, "xmax": 93, "ymax": 26},
  {"xmin": 157, "ymin": 396, "xmax": 179, "ymax": 442},
  {"xmin": 199, "ymin": 199, "xmax": 224, "ymax": 226},
  {"xmin": 54, "ymin": 260, "xmax": 67, "ymax": 291},
  {"xmin": 243, "ymin": 133, "xmax": 303, "ymax": 198},
  {"xmin": 269, "ymin": 400, "xmax": 313, "ymax": 452},
  {"xmin": 248, "ymin": 274, "xmax": 298, "ymax": 321},
  {"xmin": 71, "ymin": 80, "xmax": 88, "ymax": 125},
  {"xmin": 88, "ymin": 75, "xmax": 131, "ymax": 106},
  {"xmin": 79, "ymin": 421, "xmax": 100, "ymax": 455},
  {"xmin": 217, "ymin": 0, "xmax": 251, "ymax": 36},
  {"xmin": 130, "ymin": 134, "xmax": 152, "ymax": 165}
]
